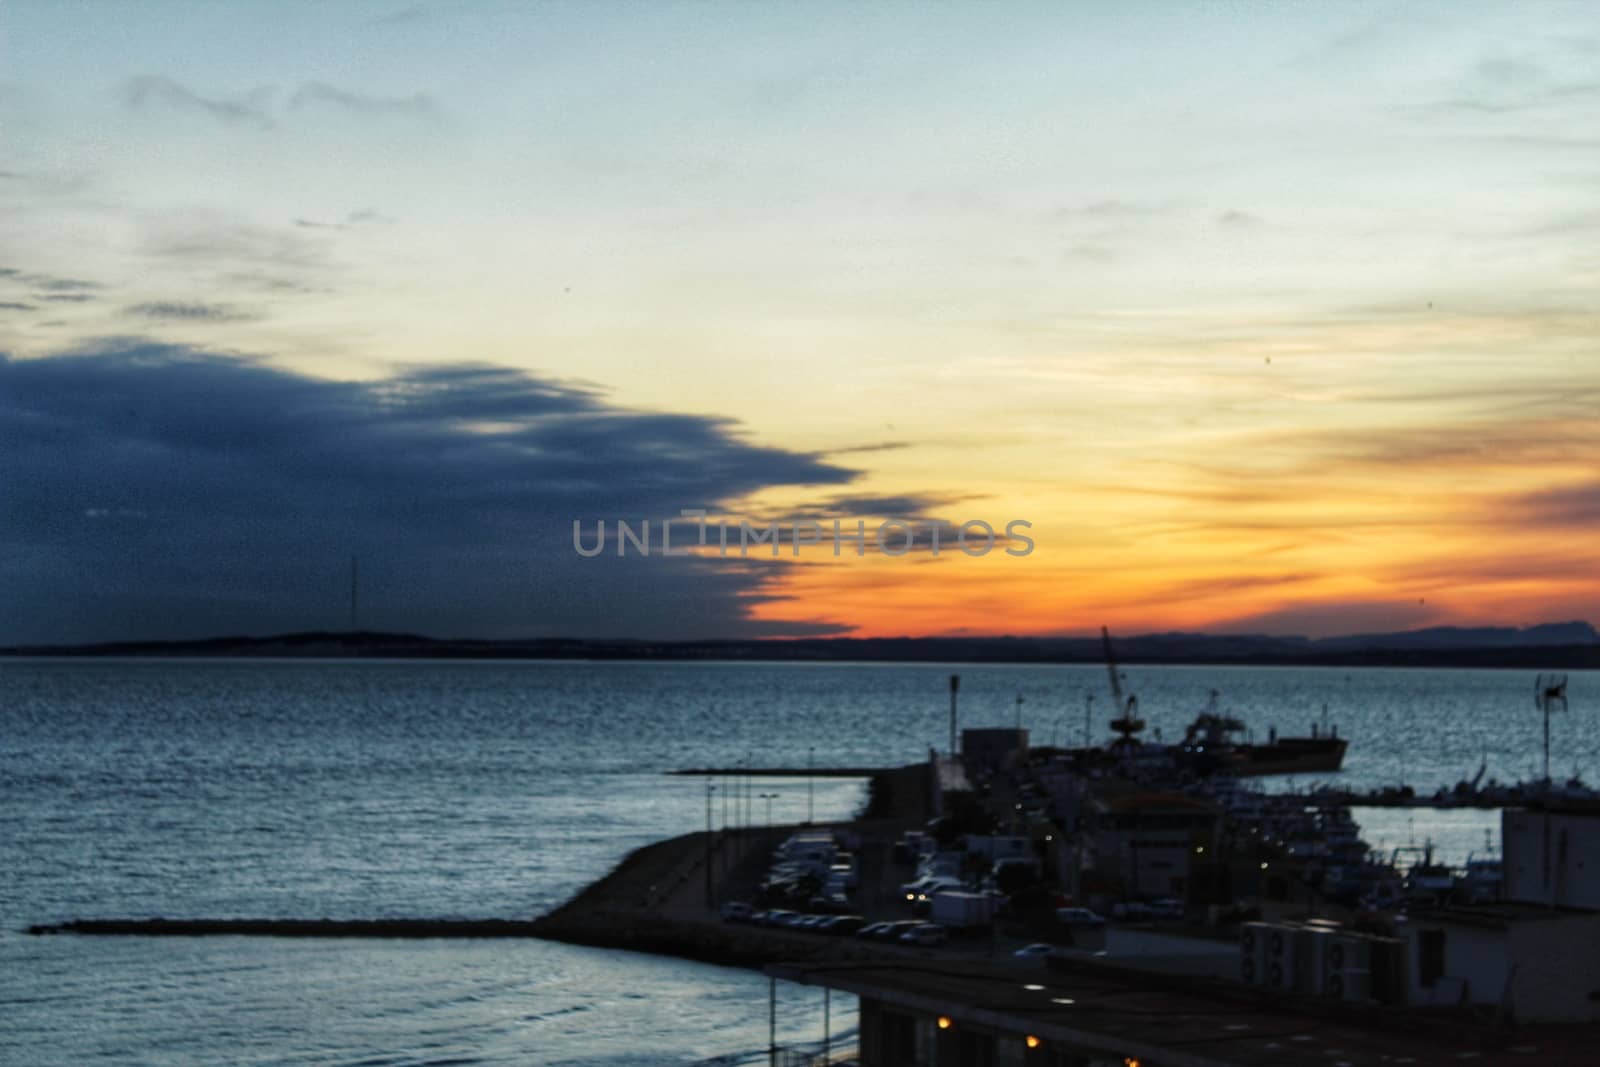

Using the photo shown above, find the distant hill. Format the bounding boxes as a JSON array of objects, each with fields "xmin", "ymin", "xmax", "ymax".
[{"xmin": 4, "ymin": 622, "xmax": 1597, "ymax": 668}]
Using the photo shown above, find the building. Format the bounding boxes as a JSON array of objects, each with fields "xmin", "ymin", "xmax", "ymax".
[
  {"xmin": 1402, "ymin": 902, "xmax": 1600, "ymax": 1021},
  {"xmin": 1083, "ymin": 788, "xmax": 1220, "ymax": 901},
  {"xmin": 963, "ymin": 727, "xmax": 1030, "ymax": 776},
  {"xmin": 1400, "ymin": 804, "xmax": 1600, "ymax": 1022},
  {"xmin": 1502, "ymin": 804, "xmax": 1600, "ymax": 908},
  {"xmin": 764, "ymin": 958, "xmax": 1570, "ymax": 1066}
]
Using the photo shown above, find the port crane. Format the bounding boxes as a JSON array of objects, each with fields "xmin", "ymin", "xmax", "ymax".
[{"xmin": 1101, "ymin": 626, "xmax": 1145, "ymax": 749}]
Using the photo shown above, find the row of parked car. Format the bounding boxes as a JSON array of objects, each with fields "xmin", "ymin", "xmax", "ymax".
[{"xmin": 719, "ymin": 903, "xmax": 949, "ymax": 946}]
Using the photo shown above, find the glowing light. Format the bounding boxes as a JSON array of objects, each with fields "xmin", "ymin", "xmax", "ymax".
[
  {"xmin": 1125, "ymin": 1059, "xmax": 1142, "ymax": 1067},
  {"xmin": 937, "ymin": 1015, "xmax": 952, "ymax": 1030},
  {"xmin": 1023, "ymin": 984, "xmax": 1045, "ymax": 991},
  {"xmin": 1051, "ymin": 997, "xmax": 1075, "ymax": 1005},
  {"xmin": 1260, "ymin": 862, "xmax": 1269, "ymax": 869},
  {"xmin": 1195, "ymin": 846, "xmax": 1205, "ymax": 854},
  {"xmin": 1026, "ymin": 1035, "xmax": 1041, "ymax": 1049}
]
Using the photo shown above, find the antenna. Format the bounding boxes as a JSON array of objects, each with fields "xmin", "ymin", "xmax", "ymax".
[{"xmin": 1534, "ymin": 673, "xmax": 1569, "ymax": 782}]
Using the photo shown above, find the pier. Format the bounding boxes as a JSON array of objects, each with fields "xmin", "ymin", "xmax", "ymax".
[{"xmin": 671, "ymin": 766, "xmax": 884, "ymax": 778}]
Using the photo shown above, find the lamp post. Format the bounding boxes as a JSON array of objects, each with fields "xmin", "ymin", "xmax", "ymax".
[
  {"xmin": 807, "ymin": 746, "xmax": 815, "ymax": 824},
  {"xmin": 760, "ymin": 792, "xmax": 778, "ymax": 826},
  {"xmin": 705, "ymin": 779, "xmax": 716, "ymax": 908},
  {"xmin": 949, "ymin": 674, "xmax": 960, "ymax": 756},
  {"xmin": 1084, "ymin": 693, "xmax": 1094, "ymax": 748}
]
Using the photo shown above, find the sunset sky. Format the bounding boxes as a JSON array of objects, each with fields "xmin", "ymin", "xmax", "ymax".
[{"xmin": 3, "ymin": 2, "xmax": 1598, "ymax": 643}]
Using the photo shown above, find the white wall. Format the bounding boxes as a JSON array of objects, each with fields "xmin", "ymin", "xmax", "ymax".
[
  {"xmin": 1405, "ymin": 913, "xmax": 1600, "ymax": 1022},
  {"xmin": 1503, "ymin": 810, "xmax": 1600, "ymax": 909}
]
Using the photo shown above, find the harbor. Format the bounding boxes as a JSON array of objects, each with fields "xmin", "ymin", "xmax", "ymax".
[{"xmin": 26, "ymin": 660, "xmax": 1600, "ymax": 1066}]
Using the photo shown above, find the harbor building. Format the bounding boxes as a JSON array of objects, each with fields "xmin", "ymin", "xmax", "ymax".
[{"xmin": 1400, "ymin": 803, "xmax": 1600, "ymax": 1022}]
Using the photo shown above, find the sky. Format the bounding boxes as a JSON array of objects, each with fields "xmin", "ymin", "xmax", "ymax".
[{"xmin": 2, "ymin": 1, "xmax": 1598, "ymax": 644}]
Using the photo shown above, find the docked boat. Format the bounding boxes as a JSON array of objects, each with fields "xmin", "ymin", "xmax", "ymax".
[{"xmin": 1178, "ymin": 691, "xmax": 1347, "ymax": 777}]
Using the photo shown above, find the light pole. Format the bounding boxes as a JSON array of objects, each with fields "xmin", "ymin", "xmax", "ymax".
[
  {"xmin": 760, "ymin": 791, "xmax": 778, "ymax": 826},
  {"xmin": 949, "ymin": 674, "xmax": 960, "ymax": 756},
  {"xmin": 1084, "ymin": 693, "xmax": 1095, "ymax": 748},
  {"xmin": 1015, "ymin": 693, "xmax": 1025, "ymax": 730},
  {"xmin": 705, "ymin": 779, "xmax": 716, "ymax": 908},
  {"xmin": 807, "ymin": 746, "xmax": 815, "ymax": 824}
]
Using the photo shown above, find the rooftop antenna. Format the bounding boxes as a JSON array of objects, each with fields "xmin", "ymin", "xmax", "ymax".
[{"xmin": 1535, "ymin": 673, "xmax": 1568, "ymax": 782}]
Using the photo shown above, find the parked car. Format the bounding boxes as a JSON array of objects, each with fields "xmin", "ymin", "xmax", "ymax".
[
  {"xmin": 821, "ymin": 915, "xmax": 867, "ymax": 936},
  {"xmin": 719, "ymin": 901, "xmax": 754, "ymax": 922},
  {"xmin": 1055, "ymin": 906, "xmax": 1105, "ymax": 926},
  {"xmin": 855, "ymin": 921, "xmax": 892, "ymax": 940},
  {"xmin": 873, "ymin": 920, "xmax": 924, "ymax": 942},
  {"xmin": 1148, "ymin": 898, "xmax": 1184, "ymax": 920},
  {"xmin": 899, "ymin": 923, "xmax": 948, "ymax": 947},
  {"xmin": 1012, "ymin": 942, "xmax": 1055, "ymax": 959}
]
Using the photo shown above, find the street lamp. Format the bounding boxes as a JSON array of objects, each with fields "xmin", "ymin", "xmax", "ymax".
[
  {"xmin": 704, "ymin": 779, "xmax": 717, "ymax": 908},
  {"xmin": 760, "ymin": 792, "xmax": 779, "ymax": 826},
  {"xmin": 807, "ymin": 746, "xmax": 815, "ymax": 824}
]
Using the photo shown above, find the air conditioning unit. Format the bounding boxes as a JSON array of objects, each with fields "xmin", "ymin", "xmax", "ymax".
[
  {"xmin": 1239, "ymin": 921, "xmax": 1271, "ymax": 985},
  {"xmin": 1265, "ymin": 923, "xmax": 1300, "ymax": 990},
  {"xmin": 1330, "ymin": 933, "xmax": 1373, "ymax": 974},
  {"xmin": 1299, "ymin": 926, "xmax": 1339, "ymax": 995},
  {"xmin": 1328, "ymin": 968, "xmax": 1373, "ymax": 1002}
]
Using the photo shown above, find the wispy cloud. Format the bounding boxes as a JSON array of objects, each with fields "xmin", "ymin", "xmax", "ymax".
[
  {"xmin": 125, "ymin": 302, "xmax": 258, "ymax": 324},
  {"xmin": 292, "ymin": 209, "xmax": 393, "ymax": 231},
  {"xmin": 121, "ymin": 75, "xmax": 274, "ymax": 128},
  {"xmin": 118, "ymin": 77, "xmax": 439, "ymax": 128},
  {"xmin": 1216, "ymin": 210, "xmax": 1266, "ymax": 228},
  {"xmin": 287, "ymin": 82, "xmax": 438, "ymax": 120}
]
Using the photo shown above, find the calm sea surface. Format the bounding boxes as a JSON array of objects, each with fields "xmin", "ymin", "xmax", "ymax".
[{"xmin": 2, "ymin": 659, "xmax": 1595, "ymax": 1064}]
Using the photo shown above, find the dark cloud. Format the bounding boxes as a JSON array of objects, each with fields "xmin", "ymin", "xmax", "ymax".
[
  {"xmin": 121, "ymin": 75, "xmax": 274, "ymax": 128},
  {"xmin": 0, "ymin": 343, "xmax": 859, "ymax": 644},
  {"xmin": 0, "ymin": 301, "xmax": 35, "ymax": 311},
  {"xmin": 0, "ymin": 268, "xmax": 102, "ymax": 297},
  {"xmin": 828, "ymin": 441, "xmax": 910, "ymax": 456},
  {"xmin": 1509, "ymin": 481, "xmax": 1600, "ymax": 528},
  {"xmin": 31, "ymin": 277, "xmax": 100, "ymax": 293},
  {"xmin": 126, "ymin": 302, "xmax": 257, "ymax": 323},
  {"xmin": 1218, "ymin": 599, "xmax": 1438, "ymax": 639}
]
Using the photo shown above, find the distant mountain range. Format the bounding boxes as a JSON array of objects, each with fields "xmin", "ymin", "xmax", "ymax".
[{"xmin": 5, "ymin": 621, "xmax": 1597, "ymax": 668}]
